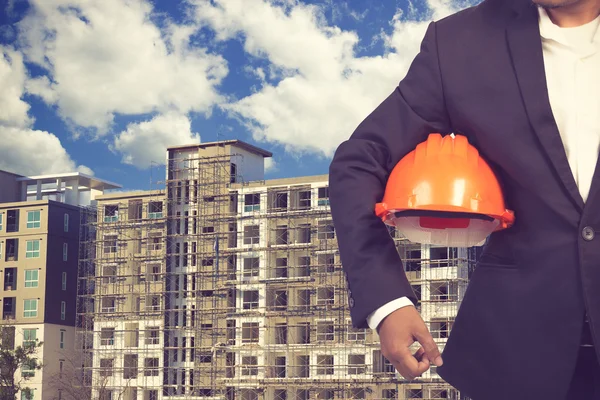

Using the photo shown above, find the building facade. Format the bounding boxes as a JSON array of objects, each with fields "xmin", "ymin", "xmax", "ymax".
[
  {"xmin": 0, "ymin": 170, "xmax": 120, "ymax": 400},
  {"xmin": 80, "ymin": 141, "xmax": 479, "ymax": 400}
]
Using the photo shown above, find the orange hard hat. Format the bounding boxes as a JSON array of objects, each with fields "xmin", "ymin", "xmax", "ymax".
[{"xmin": 375, "ymin": 133, "xmax": 514, "ymax": 247}]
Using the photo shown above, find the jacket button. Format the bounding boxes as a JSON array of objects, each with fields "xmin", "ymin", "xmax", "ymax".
[
  {"xmin": 582, "ymin": 226, "xmax": 595, "ymax": 241},
  {"xmin": 349, "ymin": 297, "xmax": 355, "ymax": 308}
]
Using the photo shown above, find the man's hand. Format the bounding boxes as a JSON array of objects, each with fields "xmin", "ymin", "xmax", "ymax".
[{"xmin": 378, "ymin": 306, "xmax": 443, "ymax": 380}]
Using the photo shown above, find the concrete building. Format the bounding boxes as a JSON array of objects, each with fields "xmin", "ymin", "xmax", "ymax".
[
  {"xmin": 0, "ymin": 170, "xmax": 120, "ymax": 400},
  {"xmin": 78, "ymin": 141, "xmax": 479, "ymax": 400}
]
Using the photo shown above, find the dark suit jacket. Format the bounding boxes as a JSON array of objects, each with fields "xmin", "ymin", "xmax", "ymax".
[{"xmin": 328, "ymin": 0, "xmax": 600, "ymax": 398}]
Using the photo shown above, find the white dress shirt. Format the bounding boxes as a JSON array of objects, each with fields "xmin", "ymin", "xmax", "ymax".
[{"xmin": 366, "ymin": 8, "xmax": 600, "ymax": 331}]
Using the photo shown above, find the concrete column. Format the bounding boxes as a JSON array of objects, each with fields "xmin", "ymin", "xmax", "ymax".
[
  {"xmin": 56, "ymin": 178, "xmax": 63, "ymax": 202},
  {"xmin": 36, "ymin": 180, "xmax": 42, "ymax": 200}
]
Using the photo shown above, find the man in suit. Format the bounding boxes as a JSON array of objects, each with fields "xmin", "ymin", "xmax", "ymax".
[{"xmin": 328, "ymin": 0, "xmax": 600, "ymax": 398}]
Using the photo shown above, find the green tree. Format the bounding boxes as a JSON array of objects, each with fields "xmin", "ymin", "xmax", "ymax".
[{"xmin": 0, "ymin": 325, "xmax": 43, "ymax": 400}]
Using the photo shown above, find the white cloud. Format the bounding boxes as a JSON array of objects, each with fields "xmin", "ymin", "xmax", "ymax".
[
  {"xmin": 191, "ymin": 0, "xmax": 471, "ymax": 157},
  {"xmin": 112, "ymin": 112, "xmax": 201, "ymax": 169},
  {"xmin": 0, "ymin": 47, "xmax": 32, "ymax": 128},
  {"xmin": 0, "ymin": 125, "xmax": 92, "ymax": 176},
  {"xmin": 0, "ymin": 45, "xmax": 90, "ymax": 176},
  {"xmin": 264, "ymin": 157, "xmax": 277, "ymax": 173},
  {"xmin": 19, "ymin": 0, "xmax": 228, "ymax": 135}
]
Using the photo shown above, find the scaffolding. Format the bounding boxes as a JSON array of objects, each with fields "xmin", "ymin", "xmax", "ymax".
[{"xmin": 76, "ymin": 141, "xmax": 477, "ymax": 400}]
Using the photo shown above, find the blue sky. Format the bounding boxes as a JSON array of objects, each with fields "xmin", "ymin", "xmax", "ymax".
[{"xmin": 0, "ymin": 0, "xmax": 477, "ymax": 191}]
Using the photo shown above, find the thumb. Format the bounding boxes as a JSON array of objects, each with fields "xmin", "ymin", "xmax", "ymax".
[{"xmin": 414, "ymin": 325, "xmax": 443, "ymax": 367}]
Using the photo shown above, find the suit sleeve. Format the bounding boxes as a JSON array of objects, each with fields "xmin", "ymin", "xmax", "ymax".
[{"xmin": 329, "ymin": 21, "xmax": 452, "ymax": 329}]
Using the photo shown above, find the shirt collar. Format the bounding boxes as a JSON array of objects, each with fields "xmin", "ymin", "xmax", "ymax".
[{"xmin": 538, "ymin": 6, "xmax": 600, "ymax": 48}]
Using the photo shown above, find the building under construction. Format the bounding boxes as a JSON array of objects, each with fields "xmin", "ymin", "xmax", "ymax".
[{"xmin": 76, "ymin": 140, "xmax": 479, "ymax": 400}]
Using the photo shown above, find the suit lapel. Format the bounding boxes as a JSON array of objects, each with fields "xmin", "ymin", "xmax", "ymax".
[{"xmin": 505, "ymin": 3, "xmax": 585, "ymax": 212}]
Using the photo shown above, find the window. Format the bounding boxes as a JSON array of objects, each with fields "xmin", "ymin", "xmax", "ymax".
[
  {"xmin": 62, "ymin": 272, "xmax": 67, "ymax": 290},
  {"xmin": 430, "ymin": 318, "xmax": 453, "ymax": 339},
  {"xmin": 26, "ymin": 240, "xmax": 40, "ymax": 258},
  {"xmin": 27, "ymin": 211, "xmax": 41, "ymax": 229},
  {"xmin": 348, "ymin": 389, "xmax": 365, "ymax": 399},
  {"xmin": 269, "ymin": 191, "xmax": 288, "ymax": 211},
  {"xmin": 145, "ymin": 327, "xmax": 160, "ymax": 345},
  {"xmin": 148, "ymin": 201, "xmax": 163, "ymax": 219},
  {"xmin": 104, "ymin": 235, "xmax": 118, "ymax": 254},
  {"xmin": 275, "ymin": 225, "xmax": 288, "ymax": 245},
  {"xmin": 297, "ymin": 356, "xmax": 310, "ymax": 378},
  {"xmin": 317, "ymin": 287, "xmax": 335, "ymax": 306},
  {"xmin": 0, "ymin": 213, "xmax": 3, "ymax": 231},
  {"xmin": 5, "ymin": 238, "xmax": 18, "ymax": 261},
  {"xmin": 124, "ymin": 354, "xmax": 138, "ymax": 379},
  {"xmin": 21, "ymin": 389, "xmax": 33, "ymax": 400},
  {"xmin": 242, "ymin": 323, "xmax": 259, "ymax": 343},
  {"xmin": 7, "ymin": 210, "xmax": 18, "ymax": 232},
  {"xmin": 317, "ymin": 321, "xmax": 334, "ymax": 341},
  {"xmin": 60, "ymin": 330, "xmax": 65, "ymax": 349},
  {"xmin": 243, "ymin": 225, "xmax": 260, "ymax": 245},
  {"xmin": 275, "ymin": 258, "xmax": 288, "ymax": 278},
  {"xmin": 271, "ymin": 290, "xmax": 287, "ymax": 311},
  {"xmin": 101, "ymin": 297, "xmax": 116, "ymax": 313},
  {"xmin": 24, "ymin": 270, "xmax": 38, "ymax": 288},
  {"xmin": 61, "ymin": 301, "xmax": 66, "ymax": 320},
  {"xmin": 23, "ymin": 299, "xmax": 37, "ymax": 318},
  {"xmin": 241, "ymin": 356, "xmax": 258, "ymax": 376},
  {"xmin": 144, "ymin": 358, "xmax": 159, "ymax": 376},
  {"xmin": 146, "ymin": 296, "xmax": 160, "ymax": 311},
  {"xmin": 317, "ymin": 355, "xmax": 334, "ymax": 375},
  {"xmin": 347, "ymin": 322, "xmax": 366, "ymax": 341},
  {"xmin": 148, "ymin": 263, "xmax": 161, "ymax": 282},
  {"xmin": 3, "ymin": 298, "xmax": 16, "ymax": 320},
  {"xmin": 23, "ymin": 328, "xmax": 36, "ymax": 347},
  {"xmin": 148, "ymin": 232, "xmax": 162, "ymax": 251},
  {"xmin": 21, "ymin": 362, "xmax": 36, "ymax": 378},
  {"xmin": 382, "ymin": 389, "xmax": 397, "ymax": 399},
  {"xmin": 243, "ymin": 257, "xmax": 259, "ymax": 277},
  {"xmin": 102, "ymin": 265, "xmax": 117, "ymax": 284},
  {"xmin": 297, "ymin": 256, "xmax": 310, "ymax": 277},
  {"xmin": 230, "ymin": 163, "xmax": 237, "ymax": 183},
  {"xmin": 100, "ymin": 328, "xmax": 115, "ymax": 346},
  {"xmin": 274, "ymin": 358, "xmax": 286, "ymax": 378},
  {"xmin": 298, "ymin": 289, "xmax": 311, "ymax": 311},
  {"xmin": 99, "ymin": 358, "xmax": 114, "ymax": 377},
  {"xmin": 318, "ymin": 253, "xmax": 335, "ymax": 273},
  {"xmin": 242, "ymin": 291, "xmax": 259, "ymax": 310},
  {"xmin": 4, "ymin": 268, "xmax": 16, "ymax": 290},
  {"xmin": 64, "ymin": 213, "xmax": 69, "ymax": 232},
  {"xmin": 299, "ymin": 190, "xmax": 311, "ymax": 209},
  {"xmin": 298, "ymin": 224, "xmax": 311, "ymax": 243},
  {"xmin": 430, "ymin": 281, "xmax": 459, "ymax": 302},
  {"xmin": 317, "ymin": 220, "xmax": 335, "ymax": 240},
  {"xmin": 104, "ymin": 205, "xmax": 119, "ymax": 222},
  {"xmin": 297, "ymin": 322, "xmax": 310, "ymax": 344},
  {"xmin": 317, "ymin": 187, "xmax": 329, "ymax": 206},
  {"xmin": 430, "ymin": 246, "xmax": 453, "ymax": 268},
  {"xmin": 275, "ymin": 324, "xmax": 287, "ymax": 345},
  {"xmin": 348, "ymin": 354, "xmax": 366, "ymax": 374},
  {"xmin": 63, "ymin": 243, "xmax": 68, "ymax": 261},
  {"xmin": 373, "ymin": 350, "xmax": 396, "ymax": 374},
  {"xmin": 244, "ymin": 194, "xmax": 260, "ymax": 212}
]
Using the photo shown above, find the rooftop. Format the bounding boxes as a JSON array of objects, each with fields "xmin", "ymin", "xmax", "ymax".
[
  {"xmin": 167, "ymin": 140, "xmax": 273, "ymax": 158},
  {"xmin": 16, "ymin": 172, "xmax": 122, "ymax": 191}
]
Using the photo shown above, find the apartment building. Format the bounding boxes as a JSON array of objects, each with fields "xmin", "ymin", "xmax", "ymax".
[
  {"xmin": 0, "ymin": 170, "xmax": 119, "ymax": 400},
  {"xmin": 80, "ymin": 140, "xmax": 479, "ymax": 400}
]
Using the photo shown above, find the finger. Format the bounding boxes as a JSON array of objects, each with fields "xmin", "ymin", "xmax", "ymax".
[
  {"xmin": 393, "ymin": 347, "xmax": 430, "ymax": 379},
  {"xmin": 414, "ymin": 329, "xmax": 443, "ymax": 367},
  {"xmin": 413, "ymin": 346, "xmax": 425, "ymax": 361}
]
